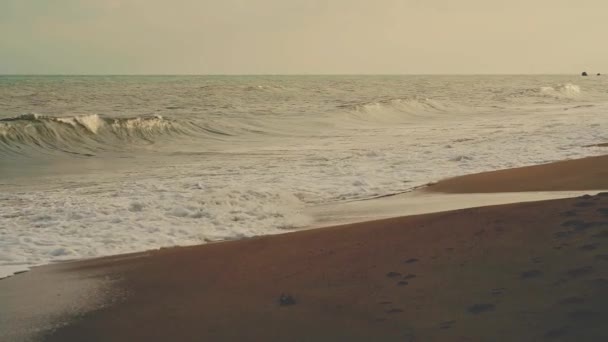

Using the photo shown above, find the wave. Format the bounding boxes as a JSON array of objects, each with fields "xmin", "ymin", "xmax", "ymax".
[
  {"xmin": 0, "ymin": 113, "xmax": 195, "ymax": 157},
  {"xmin": 342, "ymin": 98, "xmax": 464, "ymax": 123},
  {"xmin": 199, "ymin": 83, "xmax": 292, "ymax": 94},
  {"xmin": 504, "ymin": 83, "xmax": 583, "ymax": 102},
  {"xmin": 539, "ymin": 83, "xmax": 581, "ymax": 98}
]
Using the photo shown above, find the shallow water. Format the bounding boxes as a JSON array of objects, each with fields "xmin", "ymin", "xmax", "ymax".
[{"xmin": 1, "ymin": 75, "xmax": 607, "ymax": 274}]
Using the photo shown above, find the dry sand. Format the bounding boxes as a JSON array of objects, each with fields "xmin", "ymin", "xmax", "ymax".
[{"xmin": 1, "ymin": 155, "xmax": 607, "ymax": 342}]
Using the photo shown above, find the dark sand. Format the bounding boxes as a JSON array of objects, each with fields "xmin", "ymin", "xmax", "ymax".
[
  {"xmin": 584, "ymin": 143, "xmax": 608, "ymax": 148},
  {"xmin": 1, "ymin": 156, "xmax": 607, "ymax": 342},
  {"xmin": 25, "ymin": 195, "xmax": 608, "ymax": 341},
  {"xmin": 427, "ymin": 155, "xmax": 608, "ymax": 194}
]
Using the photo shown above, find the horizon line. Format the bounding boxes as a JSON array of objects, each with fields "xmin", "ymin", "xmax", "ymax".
[{"xmin": 0, "ymin": 73, "xmax": 592, "ymax": 77}]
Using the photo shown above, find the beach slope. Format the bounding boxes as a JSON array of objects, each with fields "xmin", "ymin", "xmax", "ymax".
[{"xmin": 1, "ymin": 155, "xmax": 607, "ymax": 342}]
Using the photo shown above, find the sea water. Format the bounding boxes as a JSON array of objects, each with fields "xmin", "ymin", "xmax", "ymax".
[{"xmin": 1, "ymin": 75, "xmax": 606, "ymax": 275}]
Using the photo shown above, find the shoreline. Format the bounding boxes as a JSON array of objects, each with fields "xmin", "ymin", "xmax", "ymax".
[
  {"xmin": 2, "ymin": 154, "xmax": 608, "ymax": 280},
  {"xmin": 1, "ymin": 155, "xmax": 608, "ymax": 341},
  {"xmin": 4, "ymin": 190, "xmax": 605, "ymax": 281}
]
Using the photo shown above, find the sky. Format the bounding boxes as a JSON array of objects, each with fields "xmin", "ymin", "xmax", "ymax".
[{"xmin": 1, "ymin": 0, "xmax": 607, "ymax": 74}]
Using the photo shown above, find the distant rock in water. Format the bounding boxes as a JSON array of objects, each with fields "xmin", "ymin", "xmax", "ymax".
[
  {"xmin": 581, "ymin": 71, "xmax": 588, "ymax": 76},
  {"xmin": 597, "ymin": 73, "xmax": 601, "ymax": 76}
]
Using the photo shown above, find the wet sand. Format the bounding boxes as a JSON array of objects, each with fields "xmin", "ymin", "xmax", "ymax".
[
  {"xmin": 426, "ymin": 155, "xmax": 608, "ymax": 194},
  {"xmin": 584, "ymin": 143, "xmax": 608, "ymax": 148},
  {"xmin": 1, "ymin": 155, "xmax": 607, "ymax": 341}
]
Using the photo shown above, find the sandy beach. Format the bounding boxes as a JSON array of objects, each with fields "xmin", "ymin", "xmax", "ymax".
[
  {"xmin": 4, "ymin": 2, "xmax": 608, "ymax": 341},
  {"xmin": 2, "ymin": 155, "xmax": 608, "ymax": 342},
  {"xmin": 5, "ymin": 0, "xmax": 608, "ymax": 340},
  {"xmin": 427, "ymin": 155, "xmax": 608, "ymax": 194}
]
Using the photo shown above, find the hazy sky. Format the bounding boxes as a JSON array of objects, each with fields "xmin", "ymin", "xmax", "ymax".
[{"xmin": 1, "ymin": 0, "xmax": 606, "ymax": 74}]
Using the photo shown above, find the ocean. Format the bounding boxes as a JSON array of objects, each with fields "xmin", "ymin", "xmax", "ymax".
[{"xmin": 1, "ymin": 75, "xmax": 606, "ymax": 276}]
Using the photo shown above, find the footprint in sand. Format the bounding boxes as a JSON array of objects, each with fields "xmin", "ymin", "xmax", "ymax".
[
  {"xmin": 467, "ymin": 303, "xmax": 496, "ymax": 314},
  {"xmin": 579, "ymin": 243, "xmax": 600, "ymax": 251},
  {"xmin": 574, "ymin": 201, "xmax": 595, "ymax": 208},
  {"xmin": 544, "ymin": 327, "xmax": 570, "ymax": 339},
  {"xmin": 386, "ymin": 308, "xmax": 404, "ymax": 314},
  {"xmin": 567, "ymin": 310, "xmax": 601, "ymax": 320},
  {"xmin": 403, "ymin": 274, "xmax": 416, "ymax": 280},
  {"xmin": 594, "ymin": 254, "xmax": 608, "ymax": 261},
  {"xmin": 405, "ymin": 258, "xmax": 419, "ymax": 264},
  {"xmin": 592, "ymin": 230, "xmax": 608, "ymax": 239},
  {"xmin": 520, "ymin": 270, "xmax": 543, "ymax": 279},
  {"xmin": 397, "ymin": 281, "xmax": 409, "ymax": 286},
  {"xmin": 597, "ymin": 208, "xmax": 608, "ymax": 216},
  {"xmin": 557, "ymin": 296, "xmax": 585, "ymax": 306},
  {"xmin": 386, "ymin": 272, "xmax": 402, "ymax": 278},
  {"xmin": 439, "ymin": 320, "xmax": 455, "ymax": 330},
  {"xmin": 562, "ymin": 220, "xmax": 593, "ymax": 231},
  {"xmin": 554, "ymin": 231, "xmax": 575, "ymax": 239},
  {"xmin": 589, "ymin": 278, "xmax": 608, "ymax": 287},
  {"xmin": 566, "ymin": 266, "xmax": 594, "ymax": 278},
  {"xmin": 490, "ymin": 288, "xmax": 505, "ymax": 296},
  {"xmin": 562, "ymin": 220, "xmax": 586, "ymax": 227}
]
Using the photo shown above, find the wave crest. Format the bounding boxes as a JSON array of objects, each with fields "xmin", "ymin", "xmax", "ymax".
[
  {"xmin": 0, "ymin": 114, "xmax": 185, "ymax": 156},
  {"xmin": 505, "ymin": 83, "xmax": 583, "ymax": 102},
  {"xmin": 539, "ymin": 83, "xmax": 581, "ymax": 98},
  {"xmin": 344, "ymin": 98, "xmax": 462, "ymax": 123}
]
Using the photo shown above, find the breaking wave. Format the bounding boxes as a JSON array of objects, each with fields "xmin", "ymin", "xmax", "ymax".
[
  {"xmin": 0, "ymin": 113, "xmax": 197, "ymax": 156},
  {"xmin": 504, "ymin": 83, "xmax": 583, "ymax": 102},
  {"xmin": 343, "ymin": 98, "xmax": 464, "ymax": 123},
  {"xmin": 539, "ymin": 83, "xmax": 581, "ymax": 98},
  {"xmin": 0, "ymin": 98, "xmax": 465, "ymax": 157}
]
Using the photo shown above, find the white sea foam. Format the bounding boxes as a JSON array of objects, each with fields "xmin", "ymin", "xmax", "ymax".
[
  {"xmin": 0, "ymin": 183, "xmax": 312, "ymax": 272},
  {"xmin": 56, "ymin": 114, "xmax": 105, "ymax": 133},
  {"xmin": 539, "ymin": 83, "xmax": 581, "ymax": 98}
]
